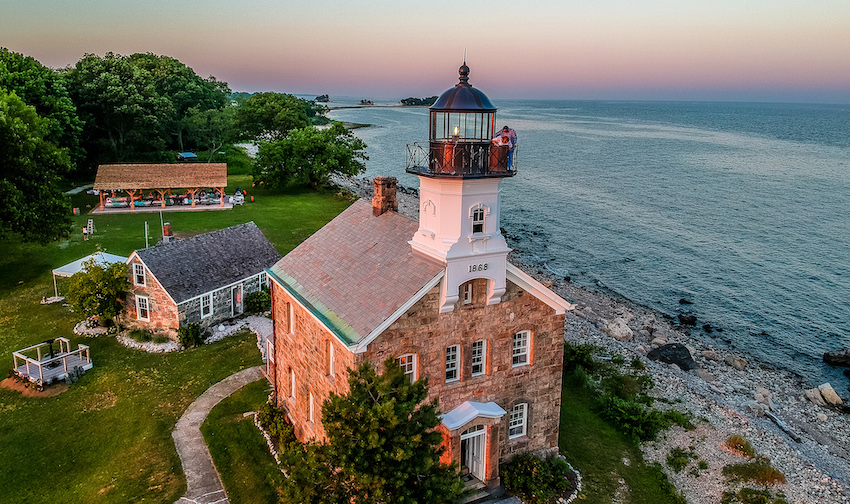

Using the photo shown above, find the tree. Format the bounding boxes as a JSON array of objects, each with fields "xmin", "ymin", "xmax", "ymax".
[
  {"xmin": 233, "ymin": 92, "xmax": 312, "ymax": 141},
  {"xmin": 65, "ymin": 52, "xmax": 172, "ymax": 166},
  {"xmin": 126, "ymin": 53, "xmax": 230, "ymax": 151},
  {"xmin": 184, "ymin": 105, "xmax": 236, "ymax": 161},
  {"xmin": 0, "ymin": 48, "xmax": 84, "ymax": 168},
  {"xmin": 65, "ymin": 258, "xmax": 129, "ymax": 321},
  {"xmin": 0, "ymin": 89, "xmax": 72, "ymax": 243},
  {"xmin": 280, "ymin": 359, "xmax": 464, "ymax": 504},
  {"xmin": 254, "ymin": 123, "xmax": 367, "ymax": 189}
]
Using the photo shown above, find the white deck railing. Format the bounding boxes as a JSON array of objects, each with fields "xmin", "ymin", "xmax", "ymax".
[{"xmin": 11, "ymin": 337, "xmax": 92, "ymax": 385}]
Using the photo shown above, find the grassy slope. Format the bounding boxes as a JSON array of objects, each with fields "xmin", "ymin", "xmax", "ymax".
[
  {"xmin": 0, "ymin": 177, "xmax": 351, "ymax": 504},
  {"xmin": 201, "ymin": 380, "xmax": 284, "ymax": 504},
  {"xmin": 559, "ymin": 382, "xmax": 682, "ymax": 504}
]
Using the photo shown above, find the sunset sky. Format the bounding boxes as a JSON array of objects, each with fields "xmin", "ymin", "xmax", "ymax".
[{"xmin": 3, "ymin": 0, "xmax": 849, "ymax": 103}]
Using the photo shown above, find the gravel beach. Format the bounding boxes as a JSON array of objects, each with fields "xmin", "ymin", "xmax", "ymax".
[{"xmin": 336, "ymin": 175, "xmax": 850, "ymax": 503}]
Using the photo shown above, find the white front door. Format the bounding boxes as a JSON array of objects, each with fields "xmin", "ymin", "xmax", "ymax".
[{"xmin": 460, "ymin": 425, "xmax": 486, "ymax": 481}]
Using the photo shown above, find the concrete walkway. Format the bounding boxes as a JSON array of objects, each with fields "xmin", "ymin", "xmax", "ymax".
[{"xmin": 173, "ymin": 366, "xmax": 265, "ymax": 504}]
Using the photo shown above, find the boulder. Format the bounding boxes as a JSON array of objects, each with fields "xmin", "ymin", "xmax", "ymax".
[
  {"xmin": 695, "ymin": 368, "xmax": 715, "ymax": 382},
  {"xmin": 701, "ymin": 350, "xmax": 718, "ymax": 361},
  {"xmin": 602, "ymin": 318, "xmax": 634, "ymax": 342},
  {"xmin": 745, "ymin": 400, "xmax": 766, "ymax": 417},
  {"xmin": 755, "ymin": 387, "xmax": 772, "ymax": 401},
  {"xmin": 651, "ymin": 337, "xmax": 666, "ymax": 348},
  {"xmin": 818, "ymin": 383, "xmax": 843, "ymax": 405},
  {"xmin": 805, "ymin": 388, "xmax": 827, "ymax": 406},
  {"xmin": 726, "ymin": 355, "xmax": 748, "ymax": 371},
  {"xmin": 635, "ymin": 346, "xmax": 647, "ymax": 355},
  {"xmin": 647, "ymin": 343, "xmax": 697, "ymax": 371},
  {"xmin": 823, "ymin": 348, "xmax": 850, "ymax": 368},
  {"xmin": 816, "ymin": 413, "xmax": 828, "ymax": 421},
  {"xmin": 678, "ymin": 314, "xmax": 697, "ymax": 326}
]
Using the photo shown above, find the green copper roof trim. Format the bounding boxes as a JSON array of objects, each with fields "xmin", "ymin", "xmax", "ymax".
[{"xmin": 265, "ymin": 267, "xmax": 361, "ymax": 346}]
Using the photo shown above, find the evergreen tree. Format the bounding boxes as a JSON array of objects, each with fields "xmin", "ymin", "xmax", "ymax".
[{"xmin": 280, "ymin": 359, "xmax": 463, "ymax": 504}]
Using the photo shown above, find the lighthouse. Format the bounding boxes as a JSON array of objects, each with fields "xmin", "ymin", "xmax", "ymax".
[{"xmin": 407, "ymin": 63, "xmax": 516, "ymax": 313}]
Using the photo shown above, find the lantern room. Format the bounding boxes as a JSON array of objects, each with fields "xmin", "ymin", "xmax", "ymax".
[{"xmin": 406, "ymin": 63, "xmax": 516, "ymax": 178}]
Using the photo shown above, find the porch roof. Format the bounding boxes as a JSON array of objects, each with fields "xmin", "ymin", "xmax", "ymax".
[
  {"xmin": 93, "ymin": 163, "xmax": 227, "ymax": 190},
  {"xmin": 441, "ymin": 401, "xmax": 507, "ymax": 431}
]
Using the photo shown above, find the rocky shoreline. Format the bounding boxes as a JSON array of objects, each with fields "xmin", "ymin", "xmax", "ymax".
[{"xmin": 335, "ymin": 175, "xmax": 849, "ymax": 503}]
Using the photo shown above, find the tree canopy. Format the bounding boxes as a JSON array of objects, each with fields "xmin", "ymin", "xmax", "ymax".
[
  {"xmin": 65, "ymin": 258, "xmax": 129, "ymax": 321},
  {"xmin": 254, "ymin": 122, "xmax": 366, "ymax": 189},
  {"xmin": 0, "ymin": 47, "xmax": 84, "ymax": 169},
  {"xmin": 234, "ymin": 92, "xmax": 313, "ymax": 141},
  {"xmin": 0, "ymin": 89, "xmax": 72, "ymax": 243},
  {"xmin": 280, "ymin": 359, "xmax": 463, "ymax": 504}
]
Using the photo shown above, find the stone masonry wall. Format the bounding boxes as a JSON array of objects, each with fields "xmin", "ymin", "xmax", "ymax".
[
  {"xmin": 125, "ymin": 260, "xmax": 179, "ymax": 336},
  {"xmin": 271, "ymin": 281, "xmax": 359, "ymax": 442},
  {"xmin": 365, "ymin": 279, "xmax": 565, "ymax": 465}
]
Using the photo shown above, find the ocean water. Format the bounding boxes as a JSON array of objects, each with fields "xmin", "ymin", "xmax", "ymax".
[{"xmin": 329, "ymin": 100, "xmax": 850, "ymax": 388}]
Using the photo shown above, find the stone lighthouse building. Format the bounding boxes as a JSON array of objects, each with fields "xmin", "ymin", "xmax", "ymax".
[{"xmin": 267, "ymin": 64, "xmax": 572, "ymax": 488}]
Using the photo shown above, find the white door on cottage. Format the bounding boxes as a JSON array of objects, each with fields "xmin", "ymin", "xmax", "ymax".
[
  {"xmin": 460, "ymin": 425, "xmax": 486, "ymax": 482},
  {"xmin": 232, "ymin": 285, "xmax": 243, "ymax": 316}
]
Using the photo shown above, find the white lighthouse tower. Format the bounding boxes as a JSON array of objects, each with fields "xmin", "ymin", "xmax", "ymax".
[{"xmin": 407, "ymin": 63, "xmax": 517, "ymax": 313}]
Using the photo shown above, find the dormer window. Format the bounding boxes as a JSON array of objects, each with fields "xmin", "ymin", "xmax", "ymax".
[{"xmin": 472, "ymin": 208, "xmax": 485, "ymax": 234}]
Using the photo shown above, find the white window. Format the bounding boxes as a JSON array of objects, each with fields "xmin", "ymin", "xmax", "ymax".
[
  {"xmin": 445, "ymin": 345, "xmax": 459, "ymax": 382},
  {"xmin": 259, "ymin": 272, "xmax": 268, "ymax": 288},
  {"xmin": 472, "ymin": 207, "xmax": 485, "ymax": 234},
  {"xmin": 397, "ymin": 354, "xmax": 417, "ymax": 382},
  {"xmin": 201, "ymin": 293, "xmax": 212, "ymax": 319},
  {"xmin": 290, "ymin": 368, "xmax": 296, "ymax": 399},
  {"xmin": 462, "ymin": 283, "xmax": 473, "ymax": 305},
  {"xmin": 133, "ymin": 263, "xmax": 146, "ymax": 287},
  {"xmin": 136, "ymin": 295, "xmax": 149, "ymax": 321},
  {"xmin": 309, "ymin": 392, "xmax": 315, "ymax": 422},
  {"xmin": 328, "ymin": 340, "xmax": 335, "ymax": 377},
  {"xmin": 509, "ymin": 403, "xmax": 528, "ymax": 438},
  {"xmin": 512, "ymin": 330, "xmax": 530, "ymax": 367},
  {"xmin": 471, "ymin": 340, "xmax": 486, "ymax": 376}
]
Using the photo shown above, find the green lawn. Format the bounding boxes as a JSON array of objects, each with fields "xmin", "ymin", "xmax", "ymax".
[
  {"xmin": 559, "ymin": 381, "xmax": 684, "ymax": 504},
  {"xmin": 0, "ymin": 179, "xmax": 352, "ymax": 504},
  {"xmin": 201, "ymin": 380, "xmax": 284, "ymax": 504}
]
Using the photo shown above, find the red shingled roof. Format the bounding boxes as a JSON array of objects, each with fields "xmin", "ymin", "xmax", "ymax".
[{"xmin": 268, "ymin": 199, "xmax": 444, "ymax": 345}]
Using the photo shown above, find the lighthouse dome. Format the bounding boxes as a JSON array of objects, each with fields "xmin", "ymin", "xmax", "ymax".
[{"xmin": 431, "ymin": 64, "xmax": 495, "ymax": 112}]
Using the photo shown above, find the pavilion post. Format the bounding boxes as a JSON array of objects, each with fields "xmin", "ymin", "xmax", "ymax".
[
  {"xmin": 99, "ymin": 191, "xmax": 104, "ymax": 211},
  {"xmin": 53, "ymin": 274, "xmax": 58, "ymax": 298},
  {"xmin": 218, "ymin": 187, "xmax": 225, "ymax": 207},
  {"xmin": 189, "ymin": 189, "xmax": 197, "ymax": 208},
  {"xmin": 128, "ymin": 189, "xmax": 137, "ymax": 210}
]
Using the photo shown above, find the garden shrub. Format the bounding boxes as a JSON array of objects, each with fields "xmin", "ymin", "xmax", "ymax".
[
  {"xmin": 722, "ymin": 488, "xmax": 789, "ymax": 504},
  {"xmin": 725, "ymin": 434, "xmax": 755, "ymax": 458},
  {"xmin": 722, "ymin": 456, "xmax": 786, "ymax": 485},
  {"xmin": 258, "ymin": 401, "xmax": 297, "ymax": 452},
  {"xmin": 128, "ymin": 329, "xmax": 152, "ymax": 342},
  {"xmin": 648, "ymin": 462, "xmax": 688, "ymax": 504},
  {"xmin": 563, "ymin": 343, "xmax": 599, "ymax": 373},
  {"xmin": 245, "ymin": 288, "xmax": 271, "ymax": 313},
  {"xmin": 502, "ymin": 453, "xmax": 574, "ymax": 504},
  {"xmin": 666, "ymin": 447, "xmax": 697, "ymax": 473},
  {"xmin": 178, "ymin": 323, "xmax": 204, "ymax": 348},
  {"xmin": 631, "ymin": 356, "xmax": 646, "ymax": 369}
]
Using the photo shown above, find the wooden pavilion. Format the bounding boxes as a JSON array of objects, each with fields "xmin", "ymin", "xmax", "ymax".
[{"xmin": 93, "ymin": 163, "xmax": 228, "ymax": 211}]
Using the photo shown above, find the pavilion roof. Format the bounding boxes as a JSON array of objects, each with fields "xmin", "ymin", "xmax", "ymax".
[{"xmin": 93, "ymin": 163, "xmax": 228, "ymax": 190}]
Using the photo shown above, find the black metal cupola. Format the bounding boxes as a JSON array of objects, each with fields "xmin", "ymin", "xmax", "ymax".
[{"xmin": 406, "ymin": 63, "xmax": 516, "ymax": 178}]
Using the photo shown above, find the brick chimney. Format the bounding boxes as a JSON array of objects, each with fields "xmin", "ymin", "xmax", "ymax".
[{"xmin": 372, "ymin": 176, "xmax": 398, "ymax": 216}]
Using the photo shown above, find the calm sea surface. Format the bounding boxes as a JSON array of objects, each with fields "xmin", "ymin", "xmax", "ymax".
[{"xmin": 329, "ymin": 100, "xmax": 850, "ymax": 387}]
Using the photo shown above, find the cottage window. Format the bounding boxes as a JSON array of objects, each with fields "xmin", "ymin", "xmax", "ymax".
[
  {"xmin": 201, "ymin": 293, "xmax": 213, "ymax": 319},
  {"xmin": 512, "ymin": 330, "xmax": 530, "ymax": 367},
  {"xmin": 397, "ymin": 354, "xmax": 417, "ymax": 382},
  {"xmin": 471, "ymin": 340, "xmax": 486, "ymax": 376},
  {"xmin": 445, "ymin": 345, "xmax": 459, "ymax": 382},
  {"xmin": 133, "ymin": 263, "xmax": 146, "ymax": 287},
  {"xmin": 136, "ymin": 295, "xmax": 150, "ymax": 321},
  {"xmin": 309, "ymin": 392, "xmax": 315, "ymax": 422},
  {"xmin": 509, "ymin": 403, "xmax": 528, "ymax": 438},
  {"xmin": 472, "ymin": 207, "xmax": 485, "ymax": 234},
  {"xmin": 462, "ymin": 282, "xmax": 473, "ymax": 305},
  {"xmin": 290, "ymin": 368, "xmax": 296, "ymax": 400},
  {"xmin": 287, "ymin": 302, "xmax": 295, "ymax": 334}
]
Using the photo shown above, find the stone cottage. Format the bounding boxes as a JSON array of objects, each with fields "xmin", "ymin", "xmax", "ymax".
[
  {"xmin": 125, "ymin": 221, "xmax": 280, "ymax": 336},
  {"xmin": 266, "ymin": 64, "xmax": 572, "ymax": 488}
]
